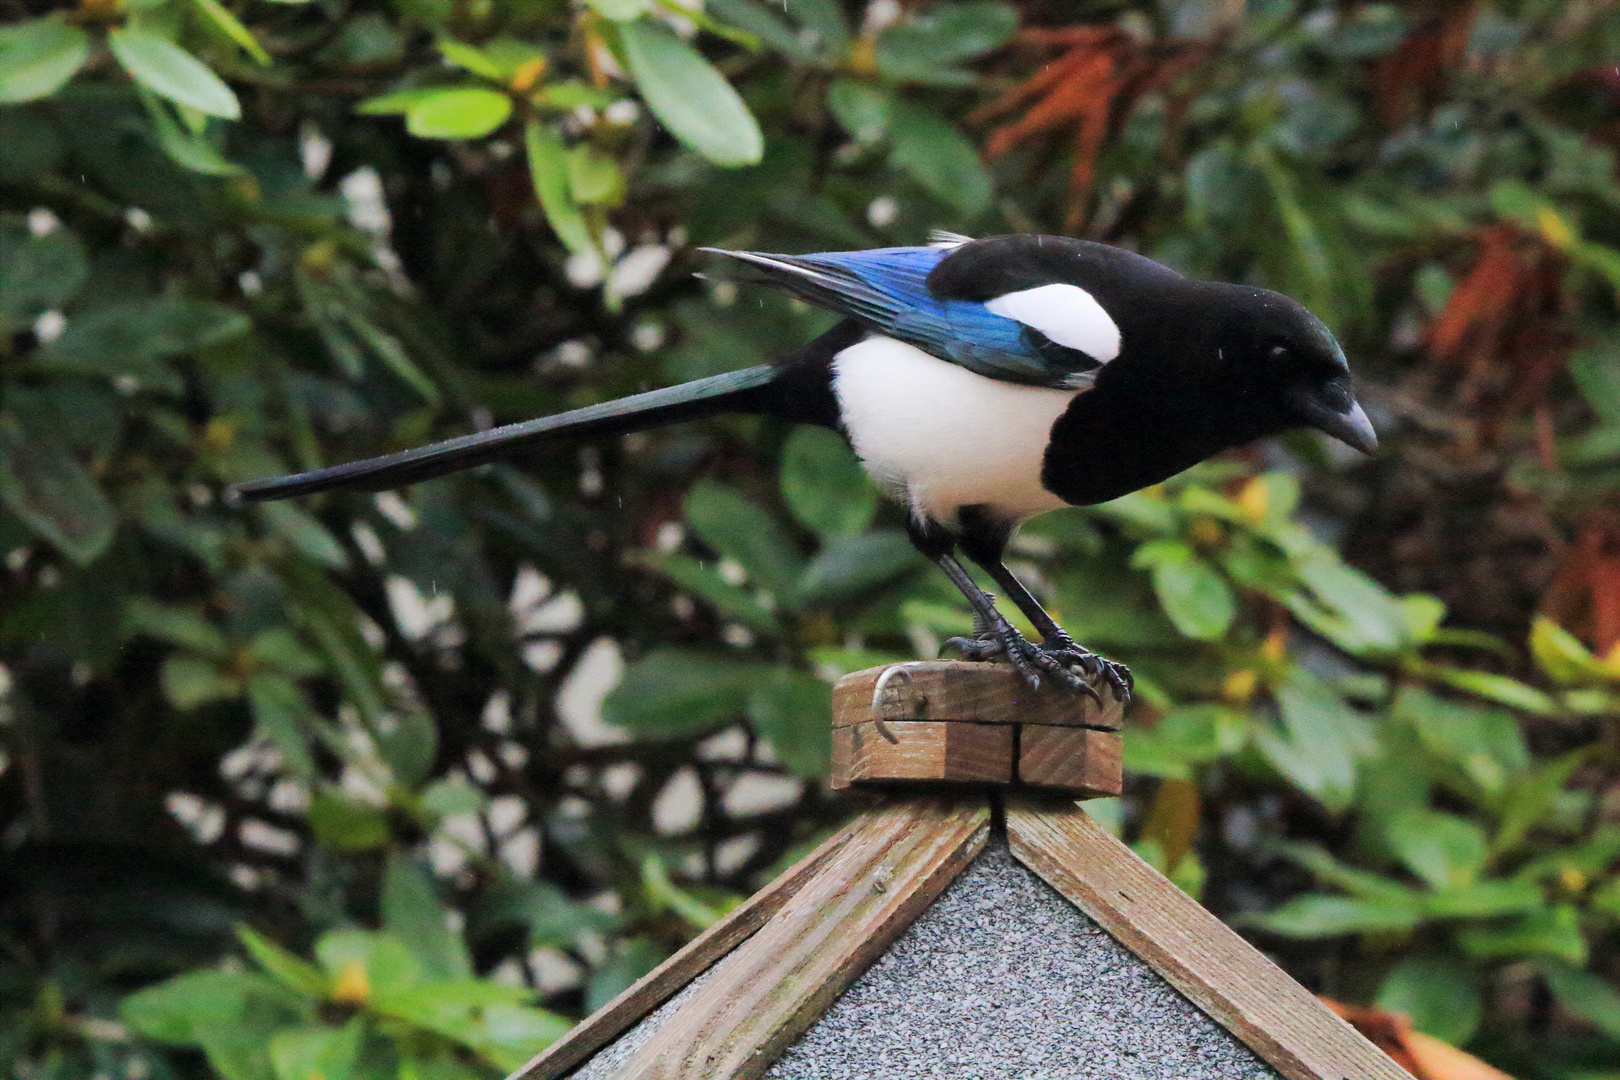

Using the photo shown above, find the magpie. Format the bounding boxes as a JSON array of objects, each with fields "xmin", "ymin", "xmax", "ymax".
[{"xmin": 231, "ymin": 233, "xmax": 1376, "ymax": 705}]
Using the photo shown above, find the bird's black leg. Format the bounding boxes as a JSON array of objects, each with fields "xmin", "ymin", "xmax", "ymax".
[
  {"xmin": 906, "ymin": 516, "xmax": 1067, "ymax": 693},
  {"xmin": 954, "ymin": 506, "xmax": 1132, "ymax": 703}
]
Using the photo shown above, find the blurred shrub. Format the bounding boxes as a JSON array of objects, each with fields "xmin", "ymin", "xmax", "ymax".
[{"xmin": 2, "ymin": 1, "xmax": 1620, "ymax": 1079}]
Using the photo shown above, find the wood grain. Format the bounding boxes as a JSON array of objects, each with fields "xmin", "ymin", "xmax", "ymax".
[
  {"xmin": 832, "ymin": 661, "xmax": 1123, "ymax": 730},
  {"xmin": 504, "ymin": 820, "xmax": 859, "ymax": 1080},
  {"xmin": 608, "ymin": 799, "xmax": 990, "ymax": 1080},
  {"xmin": 1005, "ymin": 801, "xmax": 1413, "ymax": 1080},
  {"xmin": 1017, "ymin": 726, "xmax": 1123, "ymax": 796},
  {"xmin": 830, "ymin": 720, "xmax": 1013, "ymax": 789}
]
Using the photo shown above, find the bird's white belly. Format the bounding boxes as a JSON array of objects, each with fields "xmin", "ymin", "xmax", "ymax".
[{"xmin": 831, "ymin": 335, "xmax": 1080, "ymax": 524}]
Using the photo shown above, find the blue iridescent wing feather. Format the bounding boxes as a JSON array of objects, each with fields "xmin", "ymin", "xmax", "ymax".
[{"xmin": 701, "ymin": 246, "xmax": 1094, "ymax": 388}]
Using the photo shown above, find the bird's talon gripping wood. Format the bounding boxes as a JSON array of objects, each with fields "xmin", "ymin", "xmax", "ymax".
[
  {"xmin": 233, "ymin": 233, "xmax": 1376, "ymax": 733},
  {"xmin": 945, "ymin": 631, "xmax": 1119, "ymax": 705}
]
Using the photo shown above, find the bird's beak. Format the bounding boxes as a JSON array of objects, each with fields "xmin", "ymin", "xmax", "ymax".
[{"xmin": 1313, "ymin": 398, "xmax": 1378, "ymax": 454}]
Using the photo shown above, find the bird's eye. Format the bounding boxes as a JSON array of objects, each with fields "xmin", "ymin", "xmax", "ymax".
[{"xmin": 1270, "ymin": 345, "xmax": 1289, "ymax": 359}]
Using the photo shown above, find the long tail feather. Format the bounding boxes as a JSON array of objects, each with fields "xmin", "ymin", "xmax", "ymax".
[{"xmin": 229, "ymin": 365, "xmax": 780, "ymax": 503}]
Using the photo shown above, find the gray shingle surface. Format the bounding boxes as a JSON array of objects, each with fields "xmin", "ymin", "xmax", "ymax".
[{"xmin": 569, "ymin": 835, "xmax": 1279, "ymax": 1080}]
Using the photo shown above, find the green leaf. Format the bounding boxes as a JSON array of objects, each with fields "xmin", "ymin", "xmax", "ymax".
[
  {"xmin": 247, "ymin": 629, "xmax": 323, "ymax": 678},
  {"xmin": 793, "ymin": 529, "xmax": 921, "ymax": 606},
  {"xmin": 827, "ymin": 79, "xmax": 890, "ymax": 146},
  {"xmin": 1421, "ymin": 879, "xmax": 1544, "ymax": 919},
  {"xmin": 1386, "ymin": 810, "xmax": 1488, "ymax": 890},
  {"xmin": 1393, "ymin": 687, "xmax": 1529, "ymax": 797},
  {"xmin": 420, "ymin": 777, "xmax": 484, "ymax": 819},
  {"xmin": 779, "ymin": 425, "xmax": 877, "ymax": 539},
  {"xmin": 601, "ymin": 649, "xmax": 760, "ymax": 737},
  {"xmin": 1286, "ymin": 553, "xmax": 1408, "ymax": 655},
  {"xmin": 887, "ymin": 101, "xmax": 991, "ymax": 216},
  {"xmin": 684, "ymin": 480, "xmax": 803, "ymax": 591},
  {"xmin": 247, "ymin": 674, "xmax": 317, "ymax": 779},
  {"xmin": 1137, "ymin": 543, "xmax": 1234, "ymax": 641},
  {"xmin": 315, "ymin": 929, "xmax": 421, "ymax": 992},
  {"xmin": 525, "ymin": 120, "xmax": 595, "ymax": 255},
  {"xmin": 704, "ymin": 0, "xmax": 821, "ymax": 60},
  {"xmin": 161, "ymin": 655, "xmax": 240, "ymax": 708},
  {"xmin": 120, "ymin": 971, "xmax": 299, "ymax": 1048},
  {"xmin": 369, "ymin": 977, "xmax": 529, "ymax": 1034},
  {"xmin": 0, "ymin": 414, "xmax": 116, "ymax": 566},
  {"xmin": 1252, "ymin": 894, "xmax": 1420, "ymax": 937},
  {"xmin": 437, "ymin": 37, "xmax": 505, "ymax": 80},
  {"xmin": 1269, "ymin": 841, "xmax": 1418, "ymax": 905},
  {"xmin": 1530, "ymin": 615, "xmax": 1607, "ymax": 685},
  {"xmin": 121, "ymin": 970, "xmax": 248, "ymax": 1043},
  {"xmin": 375, "ymin": 709, "xmax": 437, "ymax": 787},
  {"xmin": 1458, "ymin": 905, "xmax": 1588, "ymax": 965},
  {"xmin": 477, "ymin": 879, "xmax": 617, "ymax": 949},
  {"xmin": 406, "ymin": 87, "xmax": 513, "ymax": 139},
  {"xmin": 567, "ymin": 144, "xmax": 626, "ymax": 206},
  {"xmin": 746, "ymin": 669, "xmax": 832, "ymax": 777},
  {"xmin": 39, "ymin": 296, "xmax": 251, "ymax": 374},
  {"xmin": 1122, "ymin": 704, "xmax": 1248, "ymax": 778},
  {"xmin": 270, "ymin": 1021, "xmax": 362, "ymax": 1080},
  {"xmin": 307, "ymin": 790, "xmax": 390, "ymax": 851},
  {"xmin": 141, "ymin": 89, "xmax": 246, "ymax": 176},
  {"xmin": 237, "ymin": 925, "xmax": 329, "ymax": 999},
  {"xmin": 620, "ymin": 20, "xmax": 763, "ymax": 167},
  {"xmin": 1542, "ymin": 962, "xmax": 1620, "ymax": 1038},
  {"xmin": 1377, "ymin": 955, "xmax": 1482, "ymax": 1045},
  {"xmin": 874, "ymin": 2, "xmax": 1016, "ymax": 81},
  {"xmin": 199, "ymin": 1027, "xmax": 277, "ymax": 1080},
  {"xmin": 193, "ymin": 0, "xmax": 271, "ymax": 65},
  {"xmin": 585, "ymin": 0, "xmax": 653, "ymax": 20},
  {"xmin": 108, "ymin": 29, "xmax": 241, "ymax": 119},
  {"xmin": 641, "ymin": 853, "xmax": 724, "ymax": 928},
  {"xmin": 124, "ymin": 599, "xmax": 228, "ymax": 656},
  {"xmin": 259, "ymin": 502, "xmax": 350, "ymax": 569},
  {"xmin": 0, "ymin": 216, "xmax": 86, "ymax": 329},
  {"xmin": 0, "ymin": 18, "xmax": 89, "ymax": 104},
  {"xmin": 1427, "ymin": 666, "xmax": 1557, "ymax": 715},
  {"xmin": 632, "ymin": 551, "xmax": 783, "ymax": 635},
  {"xmin": 1258, "ymin": 669, "xmax": 1373, "ymax": 812},
  {"xmin": 1569, "ymin": 343, "xmax": 1620, "ymax": 425},
  {"xmin": 475, "ymin": 1003, "xmax": 572, "ymax": 1070},
  {"xmin": 382, "ymin": 852, "xmax": 471, "ymax": 981},
  {"xmin": 355, "ymin": 88, "xmax": 445, "ymax": 115},
  {"xmin": 1495, "ymin": 751, "xmax": 1589, "ymax": 854}
]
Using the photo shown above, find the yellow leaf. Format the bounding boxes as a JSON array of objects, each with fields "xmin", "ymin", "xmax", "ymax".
[
  {"xmin": 1538, "ymin": 206, "xmax": 1574, "ymax": 250},
  {"xmin": 1237, "ymin": 476, "xmax": 1269, "ymax": 520},
  {"xmin": 1261, "ymin": 627, "xmax": 1288, "ymax": 664},
  {"xmin": 1222, "ymin": 668, "xmax": 1257, "ymax": 705},
  {"xmin": 1600, "ymin": 641, "xmax": 1620, "ymax": 676},
  {"xmin": 510, "ymin": 57, "xmax": 546, "ymax": 93},
  {"xmin": 330, "ymin": 959, "xmax": 368, "ymax": 1005}
]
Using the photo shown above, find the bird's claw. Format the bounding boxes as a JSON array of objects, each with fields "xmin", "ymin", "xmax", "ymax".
[{"xmin": 944, "ymin": 631, "xmax": 1130, "ymax": 706}]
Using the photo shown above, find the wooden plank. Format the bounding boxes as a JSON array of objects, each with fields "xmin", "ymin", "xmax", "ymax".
[
  {"xmin": 610, "ymin": 798, "xmax": 990, "ymax": 1080},
  {"xmin": 504, "ymin": 820, "xmax": 860, "ymax": 1080},
  {"xmin": 830, "ymin": 720, "xmax": 1013, "ymax": 788},
  {"xmin": 1017, "ymin": 726, "xmax": 1123, "ymax": 796},
  {"xmin": 1005, "ymin": 801, "xmax": 1413, "ymax": 1080},
  {"xmin": 832, "ymin": 661, "xmax": 1123, "ymax": 730}
]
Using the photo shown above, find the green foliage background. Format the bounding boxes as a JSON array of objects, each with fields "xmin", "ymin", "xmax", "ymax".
[{"xmin": 2, "ymin": 0, "xmax": 1620, "ymax": 1078}]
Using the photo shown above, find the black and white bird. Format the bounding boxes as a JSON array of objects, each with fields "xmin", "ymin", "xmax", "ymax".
[{"xmin": 232, "ymin": 233, "xmax": 1376, "ymax": 704}]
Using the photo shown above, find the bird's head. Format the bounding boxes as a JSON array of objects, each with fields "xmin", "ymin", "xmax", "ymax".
[{"xmin": 1204, "ymin": 284, "xmax": 1377, "ymax": 455}]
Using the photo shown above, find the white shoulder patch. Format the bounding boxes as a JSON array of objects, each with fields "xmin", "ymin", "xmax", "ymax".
[
  {"xmin": 984, "ymin": 282, "xmax": 1121, "ymax": 362},
  {"xmin": 928, "ymin": 230, "xmax": 974, "ymax": 249}
]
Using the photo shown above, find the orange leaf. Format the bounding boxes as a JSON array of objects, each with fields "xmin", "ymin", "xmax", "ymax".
[{"xmin": 1322, "ymin": 999, "xmax": 1516, "ymax": 1080}]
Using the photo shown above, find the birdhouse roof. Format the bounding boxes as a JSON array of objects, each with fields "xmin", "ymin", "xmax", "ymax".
[{"xmin": 508, "ymin": 798, "xmax": 1411, "ymax": 1080}]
